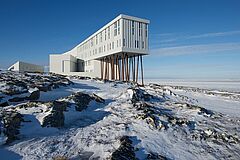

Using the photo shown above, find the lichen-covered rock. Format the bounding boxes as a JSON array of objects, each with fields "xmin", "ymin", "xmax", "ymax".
[
  {"xmin": 132, "ymin": 88, "xmax": 152, "ymax": 103},
  {"xmin": 1, "ymin": 111, "xmax": 23, "ymax": 143},
  {"xmin": 41, "ymin": 101, "xmax": 68, "ymax": 128},
  {"xmin": 26, "ymin": 89, "xmax": 40, "ymax": 101},
  {"xmin": 70, "ymin": 92, "xmax": 93, "ymax": 111},
  {"xmin": 111, "ymin": 136, "xmax": 137, "ymax": 160}
]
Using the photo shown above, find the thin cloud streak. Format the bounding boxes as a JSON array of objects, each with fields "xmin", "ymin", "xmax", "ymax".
[
  {"xmin": 150, "ymin": 42, "xmax": 240, "ymax": 56},
  {"xmin": 153, "ymin": 30, "xmax": 240, "ymax": 43}
]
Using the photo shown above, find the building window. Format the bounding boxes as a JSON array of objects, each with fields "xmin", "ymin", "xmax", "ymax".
[
  {"xmin": 139, "ymin": 23, "xmax": 142, "ymax": 37},
  {"xmin": 132, "ymin": 21, "xmax": 134, "ymax": 35},
  {"xmin": 112, "ymin": 42, "xmax": 114, "ymax": 49},
  {"xmin": 91, "ymin": 38, "xmax": 93, "ymax": 47},
  {"xmin": 96, "ymin": 35, "xmax": 98, "ymax": 45},
  {"xmin": 110, "ymin": 43, "xmax": 111, "ymax": 50},
  {"xmin": 114, "ymin": 22, "xmax": 117, "ymax": 36},
  {"xmin": 100, "ymin": 32, "xmax": 102, "ymax": 42},
  {"xmin": 142, "ymin": 41, "xmax": 144, "ymax": 49},
  {"xmin": 104, "ymin": 45, "xmax": 105, "ymax": 52},
  {"xmin": 145, "ymin": 24, "xmax": 148, "ymax": 37},
  {"xmin": 105, "ymin": 29, "xmax": 107, "ymax": 40},
  {"xmin": 117, "ymin": 20, "xmax": 120, "ymax": 35},
  {"xmin": 123, "ymin": 38, "xmax": 125, "ymax": 47},
  {"xmin": 108, "ymin": 27, "xmax": 110, "ymax": 39}
]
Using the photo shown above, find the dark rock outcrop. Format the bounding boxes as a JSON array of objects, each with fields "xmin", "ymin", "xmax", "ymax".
[
  {"xmin": 26, "ymin": 89, "xmax": 40, "ymax": 101},
  {"xmin": 1, "ymin": 111, "xmax": 23, "ymax": 143},
  {"xmin": 0, "ymin": 101, "xmax": 9, "ymax": 107},
  {"xmin": 111, "ymin": 136, "xmax": 137, "ymax": 160},
  {"xmin": 42, "ymin": 101, "xmax": 68, "ymax": 128}
]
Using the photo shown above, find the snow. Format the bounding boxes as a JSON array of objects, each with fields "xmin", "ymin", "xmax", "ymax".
[
  {"xmin": 173, "ymin": 89, "xmax": 240, "ymax": 117},
  {"xmin": 145, "ymin": 79, "xmax": 240, "ymax": 92},
  {"xmin": 0, "ymin": 76, "xmax": 240, "ymax": 159}
]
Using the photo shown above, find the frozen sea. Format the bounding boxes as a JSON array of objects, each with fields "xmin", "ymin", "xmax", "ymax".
[{"xmin": 145, "ymin": 78, "xmax": 240, "ymax": 92}]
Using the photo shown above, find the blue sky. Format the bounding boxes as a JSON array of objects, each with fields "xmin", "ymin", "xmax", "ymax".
[{"xmin": 0, "ymin": 0, "xmax": 240, "ymax": 79}]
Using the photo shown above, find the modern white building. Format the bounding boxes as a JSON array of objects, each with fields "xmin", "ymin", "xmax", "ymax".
[
  {"xmin": 8, "ymin": 61, "xmax": 44, "ymax": 73},
  {"xmin": 50, "ymin": 14, "xmax": 149, "ymax": 84}
]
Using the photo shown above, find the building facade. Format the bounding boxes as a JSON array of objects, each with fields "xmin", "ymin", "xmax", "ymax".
[
  {"xmin": 8, "ymin": 61, "xmax": 44, "ymax": 73},
  {"xmin": 50, "ymin": 14, "xmax": 149, "ymax": 84}
]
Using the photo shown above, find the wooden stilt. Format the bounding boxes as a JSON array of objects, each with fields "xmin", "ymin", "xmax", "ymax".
[
  {"xmin": 100, "ymin": 59, "xmax": 103, "ymax": 79},
  {"xmin": 109, "ymin": 56, "xmax": 112, "ymax": 80},
  {"xmin": 128, "ymin": 56, "xmax": 131, "ymax": 81},
  {"xmin": 104, "ymin": 58, "xmax": 107, "ymax": 80},
  {"xmin": 112, "ymin": 55, "xmax": 115, "ymax": 80},
  {"xmin": 118, "ymin": 56, "xmax": 121, "ymax": 81},
  {"xmin": 115, "ymin": 55, "xmax": 118, "ymax": 80},
  {"xmin": 133, "ymin": 56, "xmax": 135, "ymax": 82},
  {"xmin": 122, "ymin": 53, "xmax": 125, "ymax": 81},
  {"xmin": 129, "ymin": 57, "xmax": 132, "ymax": 82},
  {"xmin": 140, "ymin": 55, "xmax": 144, "ymax": 86},
  {"xmin": 107, "ymin": 57, "xmax": 110, "ymax": 80},
  {"xmin": 126, "ymin": 54, "xmax": 129, "ymax": 82},
  {"xmin": 136, "ymin": 55, "xmax": 139, "ymax": 83}
]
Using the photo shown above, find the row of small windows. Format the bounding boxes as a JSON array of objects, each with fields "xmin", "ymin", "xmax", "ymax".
[
  {"xmin": 79, "ymin": 39, "xmax": 121, "ymax": 59},
  {"xmin": 78, "ymin": 20, "xmax": 120, "ymax": 53}
]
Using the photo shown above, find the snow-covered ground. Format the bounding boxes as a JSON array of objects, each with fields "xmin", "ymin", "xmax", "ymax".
[{"xmin": 0, "ymin": 73, "xmax": 240, "ymax": 159}]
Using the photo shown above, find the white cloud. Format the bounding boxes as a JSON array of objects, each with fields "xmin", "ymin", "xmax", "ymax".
[
  {"xmin": 187, "ymin": 30, "xmax": 240, "ymax": 39},
  {"xmin": 152, "ymin": 30, "xmax": 240, "ymax": 43},
  {"xmin": 150, "ymin": 42, "xmax": 240, "ymax": 56}
]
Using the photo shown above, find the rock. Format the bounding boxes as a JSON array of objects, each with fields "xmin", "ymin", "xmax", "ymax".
[
  {"xmin": 111, "ymin": 136, "xmax": 136, "ymax": 160},
  {"xmin": 8, "ymin": 96, "xmax": 26, "ymax": 102},
  {"xmin": 71, "ymin": 92, "xmax": 92, "ymax": 111},
  {"xmin": 0, "ymin": 101, "xmax": 9, "ymax": 107},
  {"xmin": 26, "ymin": 89, "xmax": 40, "ymax": 101},
  {"xmin": 38, "ymin": 85, "xmax": 51, "ymax": 92},
  {"xmin": 147, "ymin": 153, "xmax": 168, "ymax": 160},
  {"xmin": 1, "ymin": 111, "xmax": 23, "ymax": 143},
  {"xmin": 92, "ymin": 93, "xmax": 105, "ymax": 103},
  {"xmin": 41, "ymin": 101, "xmax": 68, "ymax": 128}
]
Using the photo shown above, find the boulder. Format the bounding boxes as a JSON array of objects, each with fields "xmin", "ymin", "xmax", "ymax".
[
  {"xmin": 1, "ymin": 111, "xmax": 23, "ymax": 143},
  {"xmin": 0, "ymin": 101, "xmax": 9, "ymax": 107},
  {"xmin": 71, "ymin": 92, "xmax": 93, "ymax": 111},
  {"xmin": 26, "ymin": 89, "xmax": 40, "ymax": 101},
  {"xmin": 111, "ymin": 136, "xmax": 136, "ymax": 160},
  {"xmin": 41, "ymin": 101, "xmax": 68, "ymax": 128}
]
